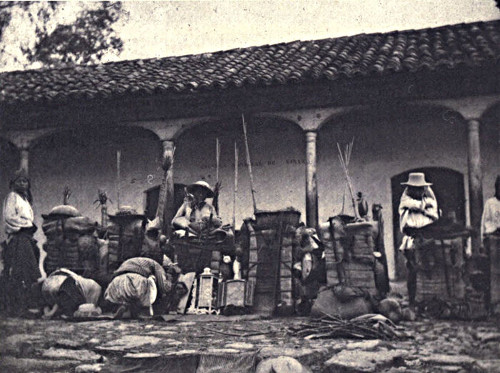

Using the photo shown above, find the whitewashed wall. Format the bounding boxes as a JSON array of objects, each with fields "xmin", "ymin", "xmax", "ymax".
[{"xmin": 0, "ymin": 107, "xmax": 498, "ymax": 279}]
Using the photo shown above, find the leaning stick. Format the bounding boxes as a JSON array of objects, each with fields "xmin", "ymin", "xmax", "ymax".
[
  {"xmin": 233, "ymin": 141, "xmax": 238, "ymax": 229},
  {"xmin": 215, "ymin": 137, "xmax": 220, "ymax": 182},
  {"xmin": 116, "ymin": 150, "xmax": 121, "ymax": 209},
  {"xmin": 337, "ymin": 142, "xmax": 359, "ymax": 219},
  {"xmin": 213, "ymin": 138, "xmax": 221, "ymax": 214},
  {"xmin": 242, "ymin": 114, "xmax": 258, "ymax": 213}
]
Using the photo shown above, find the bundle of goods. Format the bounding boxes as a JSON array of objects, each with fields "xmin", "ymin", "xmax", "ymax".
[
  {"xmin": 168, "ymin": 224, "xmax": 235, "ymax": 275},
  {"xmin": 240, "ymin": 209, "xmax": 300, "ymax": 315},
  {"xmin": 42, "ymin": 205, "xmax": 98, "ymax": 276},
  {"xmin": 412, "ymin": 221, "xmax": 485, "ymax": 319},
  {"xmin": 292, "ymin": 226, "xmax": 326, "ymax": 315},
  {"xmin": 414, "ymin": 238, "xmax": 467, "ymax": 302},
  {"xmin": 319, "ymin": 216, "xmax": 379, "ymax": 296},
  {"xmin": 486, "ymin": 234, "xmax": 500, "ymax": 314},
  {"xmin": 169, "ymin": 237, "xmax": 224, "ymax": 275},
  {"xmin": 106, "ymin": 207, "xmax": 145, "ymax": 272}
]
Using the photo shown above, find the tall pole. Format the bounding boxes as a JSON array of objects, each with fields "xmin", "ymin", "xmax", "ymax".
[
  {"xmin": 466, "ymin": 119, "xmax": 483, "ymax": 253},
  {"xmin": 116, "ymin": 150, "xmax": 121, "ymax": 209},
  {"xmin": 242, "ymin": 114, "xmax": 258, "ymax": 213},
  {"xmin": 216, "ymin": 138, "xmax": 220, "ymax": 182},
  {"xmin": 233, "ymin": 141, "xmax": 238, "ymax": 229},
  {"xmin": 162, "ymin": 140, "xmax": 175, "ymax": 236},
  {"xmin": 305, "ymin": 131, "xmax": 318, "ymax": 228}
]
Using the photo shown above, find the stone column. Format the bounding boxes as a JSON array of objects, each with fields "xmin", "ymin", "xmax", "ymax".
[
  {"xmin": 18, "ymin": 145, "xmax": 30, "ymax": 173},
  {"xmin": 466, "ymin": 119, "xmax": 483, "ymax": 253},
  {"xmin": 305, "ymin": 131, "xmax": 318, "ymax": 229},
  {"xmin": 161, "ymin": 139, "xmax": 175, "ymax": 236}
]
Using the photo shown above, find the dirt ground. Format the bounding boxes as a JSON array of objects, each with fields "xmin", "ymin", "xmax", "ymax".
[{"xmin": 1, "ymin": 310, "xmax": 499, "ymax": 373}]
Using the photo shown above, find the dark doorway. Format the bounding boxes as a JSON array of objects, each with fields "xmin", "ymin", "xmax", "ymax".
[{"xmin": 391, "ymin": 167, "xmax": 466, "ymax": 279}]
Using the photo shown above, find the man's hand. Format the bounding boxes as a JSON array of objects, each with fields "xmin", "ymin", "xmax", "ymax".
[
  {"xmin": 213, "ymin": 181, "xmax": 222, "ymax": 195},
  {"xmin": 162, "ymin": 152, "xmax": 174, "ymax": 171}
]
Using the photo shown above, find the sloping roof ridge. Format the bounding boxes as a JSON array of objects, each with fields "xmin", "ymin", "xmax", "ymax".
[{"xmin": 2, "ymin": 18, "xmax": 498, "ymax": 76}]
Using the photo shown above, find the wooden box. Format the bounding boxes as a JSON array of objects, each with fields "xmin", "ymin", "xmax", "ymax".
[{"xmin": 217, "ymin": 279, "xmax": 254, "ymax": 308}]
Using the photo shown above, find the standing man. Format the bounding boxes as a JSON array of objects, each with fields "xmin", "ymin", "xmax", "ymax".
[
  {"xmin": 398, "ymin": 172, "xmax": 439, "ymax": 306},
  {"xmin": 481, "ymin": 175, "xmax": 500, "ymax": 241},
  {"xmin": 2, "ymin": 169, "xmax": 42, "ymax": 316}
]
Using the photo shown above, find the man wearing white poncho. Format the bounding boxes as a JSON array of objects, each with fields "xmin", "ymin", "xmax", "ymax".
[
  {"xmin": 41, "ymin": 268, "xmax": 102, "ymax": 318},
  {"xmin": 104, "ymin": 256, "xmax": 180, "ymax": 318},
  {"xmin": 398, "ymin": 173, "xmax": 439, "ymax": 306}
]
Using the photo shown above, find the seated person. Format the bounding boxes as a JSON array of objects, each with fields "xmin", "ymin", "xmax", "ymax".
[
  {"xmin": 41, "ymin": 268, "xmax": 102, "ymax": 319},
  {"xmin": 104, "ymin": 256, "xmax": 181, "ymax": 318},
  {"xmin": 172, "ymin": 181, "xmax": 222, "ymax": 236}
]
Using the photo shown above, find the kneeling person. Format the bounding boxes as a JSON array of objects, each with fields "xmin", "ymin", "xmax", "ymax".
[
  {"xmin": 104, "ymin": 257, "xmax": 175, "ymax": 318},
  {"xmin": 42, "ymin": 268, "xmax": 102, "ymax": 318}
]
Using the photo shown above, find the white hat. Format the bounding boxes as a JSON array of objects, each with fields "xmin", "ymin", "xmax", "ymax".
[
  {"xmin": 186, "ymin": 181, "xmax": 214, "ymax": 198},
  {"xmin": 401, "ymin": 172, "xmax": 432, "ymax": 187}
]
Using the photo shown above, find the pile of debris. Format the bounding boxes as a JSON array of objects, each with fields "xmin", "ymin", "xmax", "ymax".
[{"xmin": 288, "ymin": 313, "xmax": 408, "ymax": 341}]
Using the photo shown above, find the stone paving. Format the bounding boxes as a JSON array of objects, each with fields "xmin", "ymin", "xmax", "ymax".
[{"xmin": 1, "ymin": 314, "xmax": 500, "ymax": 373}]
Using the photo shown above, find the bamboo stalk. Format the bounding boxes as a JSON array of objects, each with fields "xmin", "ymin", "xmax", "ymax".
[
  {"xmin": 233, "ymin": 141, "xmax": 238, "ymax": 229},
  {"xmin": 116, "ymin": 150, "xmax": 121, "ymax": 209},
  {"xmin": 337, "ymin": 141, "xmax": 359, "ymax": 219},
  {"xmin": 215, "ymin": 138, "xmax": 220, "ymax": 182},
  {"xmin": 241, "ymin": 114, "xmax": 258, "ymax": 213}
]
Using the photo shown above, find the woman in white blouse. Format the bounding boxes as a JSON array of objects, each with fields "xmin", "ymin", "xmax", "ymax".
[{"xmin": 2, "ymin": 169, "xmax": 42, "ymax": 316}]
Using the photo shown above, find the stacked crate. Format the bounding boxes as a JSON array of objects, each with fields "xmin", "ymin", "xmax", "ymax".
[
  {"xmin": 486, "ymin": 235, "xmax": 500, "ymax": 314},
  {"xmin": 344, "ymin": 223, "xmax": 377, "ymax": 294},
  {"xmin": 318, "ymin": 221, "xmax": 341, "ymax": 286},
  {"xmin": 106, "ymin": 219, "xmax": 144, "ymax": 272},
  {"xmin": 42, "ymin": 216, "xmax": 98, "ymax": 276},
  {"xmin": 319, "ymin": 220, "xmax": 377, "ymax": 295},
  {"xmin": 245, "ymin": 220, "xmax": 295, "ymax": 314},
  {"xmin": 279, "ymin": 232, "xmax": 294, "ymax": 308},
  {"xmin": 415, "ymin": 238, "xmax": 466, "ymax": 303},
  {"xmin": 170, "ymin": 238, "xmax": 222, "ymax": 275}
]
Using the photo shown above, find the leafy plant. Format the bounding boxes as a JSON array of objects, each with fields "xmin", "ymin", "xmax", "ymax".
[{"xmin": 0, "ymin": 1, "xmax": 124, "ymax": 69}]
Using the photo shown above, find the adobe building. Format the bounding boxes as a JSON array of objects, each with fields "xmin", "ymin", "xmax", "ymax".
[{"xmin": 1, "ymin": 20, "xmax": 499, "ymax": 279}]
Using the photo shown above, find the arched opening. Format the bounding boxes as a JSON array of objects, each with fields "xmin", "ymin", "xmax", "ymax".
[
  {"xmin": 318, "ymin": 104, "xmax": 468, "ymax": 280},
  {"xmin": 30, "ymin": 126, "xmax": 162, "ymax": 238},
  {"xmin": 391, "ymin": 167, "xmax": 466, "ymax": 278}
]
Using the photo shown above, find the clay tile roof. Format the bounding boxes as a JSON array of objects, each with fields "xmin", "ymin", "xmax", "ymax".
[{"xmin": 0, "ymin": 20, "xmax": 499, "ymax": 105}]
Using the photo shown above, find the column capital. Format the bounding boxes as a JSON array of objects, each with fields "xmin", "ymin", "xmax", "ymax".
[
  {"xmin": 466, "ymin": 118, "xmax": 481, "ymax": 129},
  {"xmin": 126, "ymin": 117, "xmax": 215, "ymax": 141},
  {"xmin": 414, "ymin": 95, "xmax": 500, "ymax": 121},
  {"xmin": 3, "ymin": 128, "xmax": 59, "ymax": 150},
  {"xmin": 256, "ymin": 106, "xmax": 357, "ymax": 131}
]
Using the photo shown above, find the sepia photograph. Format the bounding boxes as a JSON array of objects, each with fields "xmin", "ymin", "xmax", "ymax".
[{"xmin": 0, "ymin": 1, "xmax": 499, "ymax": 372}]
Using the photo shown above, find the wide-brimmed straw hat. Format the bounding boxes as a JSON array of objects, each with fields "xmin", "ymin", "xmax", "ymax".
[
  {"xmin": 186, "ymin": 181, "xmax": 214, "ymax": 198},
  {"xmin": 401, "ymin": 172, "xmax": 432, "ymax": 187},
  {"xmin": 42, "ymin": 205, "xmax": 82, "ymax": 220},
  {"xmin": 108, "ymin": 206, "xmax": 145, "ymax": 221}
]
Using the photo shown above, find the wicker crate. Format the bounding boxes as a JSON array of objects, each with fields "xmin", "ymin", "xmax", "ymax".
[
  {"xmin": 343, "ymin": 261, "xmax": 376, "ymax": 294},
  {"xmin": 487, "ymin": 236, "xmax": 500, "ymax": 310}
]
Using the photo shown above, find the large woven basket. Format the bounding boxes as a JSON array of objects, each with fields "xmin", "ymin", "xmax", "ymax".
[{"xmin": 254, "ymin": 209, "xmax": 301, "ymax": 230}]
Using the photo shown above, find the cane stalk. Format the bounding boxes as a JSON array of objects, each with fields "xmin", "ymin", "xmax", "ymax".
[{"xmin": 242, "ymin": 114, "xmax": 258, "ymax": 214}]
